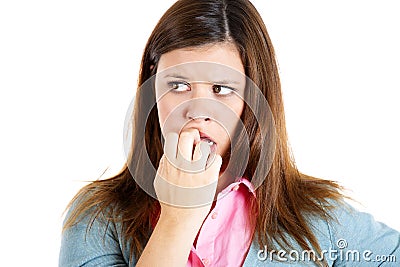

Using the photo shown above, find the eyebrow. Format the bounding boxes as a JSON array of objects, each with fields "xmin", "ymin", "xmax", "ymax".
[
  {"xmin": 212, "ymin": 79, "xmax": 241, "ymax": 85},
  {"xmin": 163, "ymin": 74, "xmax": 241, "ymax": 85},
  {"xmin": 163, "ymin": 74, "xmax": 190, "ymax": 80}
]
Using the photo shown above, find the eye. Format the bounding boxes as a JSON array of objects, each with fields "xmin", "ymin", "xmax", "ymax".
[
  {"xmin": 167, "ymin": 81, "xmax": 191, "ymax": 92},
  {"xmin": 212, "ymin": 84, "xmax": 235, "ymax": 95}
]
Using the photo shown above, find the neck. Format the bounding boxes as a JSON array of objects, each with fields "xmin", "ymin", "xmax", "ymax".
[{"xmin": 215, "ymin": 168, "xmax": 236, "ymax": 196}]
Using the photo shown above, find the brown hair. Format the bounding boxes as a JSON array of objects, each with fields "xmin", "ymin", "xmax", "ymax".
[{"xmin": 64, "ymin": 0, "xmax": 344, "ymax": 264}]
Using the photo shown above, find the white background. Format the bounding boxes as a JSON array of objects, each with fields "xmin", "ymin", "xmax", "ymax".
[{"xmin": 0, "ymin": 1, "xmax": 399, "ymax": 266}]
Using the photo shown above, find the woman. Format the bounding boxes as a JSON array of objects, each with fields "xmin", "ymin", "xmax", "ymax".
[{"xmin": 59, "ymin": 0, "xmax": 399, "ymax": 266}]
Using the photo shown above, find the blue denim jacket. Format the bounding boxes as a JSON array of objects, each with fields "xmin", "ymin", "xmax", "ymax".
[{"xmin": 59, "ymin": 200, "xmax": 399, "ymax": 266}]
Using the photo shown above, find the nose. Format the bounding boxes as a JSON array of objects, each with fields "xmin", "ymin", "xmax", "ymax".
[
  {"xmin": 187, "ymin": 113, "xmax": 211, "ymax": 121},
  {"xmin": 185, "ymin": 83, "xmax": 213, "ymax": 122}
]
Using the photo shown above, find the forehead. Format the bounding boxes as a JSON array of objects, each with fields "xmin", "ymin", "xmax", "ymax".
[
  {"xmin": 156, "ymin": 44, "xmax": 246, "ymax": 90},
  {"xmin": 157, "ymin": 43, "xmax": 245, "ymax": 76}
]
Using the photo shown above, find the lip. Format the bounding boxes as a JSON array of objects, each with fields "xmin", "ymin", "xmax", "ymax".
[{"xmin": 199, "ymin": 131, "xmax": 216, "ymax": 144}]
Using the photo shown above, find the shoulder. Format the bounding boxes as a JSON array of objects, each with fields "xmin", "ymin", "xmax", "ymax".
[
  {"xmin": 323, "ymin": 199, "xmax": 399, "ymax": 261},
  {"xmin": 243, "ymin": 198, "xmax": 400, "ymax": 266},
  {"xmin": 59, "ymin": 198, "xmax": 134, "ymax": 267},
  {"xmin": 314, "ymin": 198, "xmax": 399, "ymax": 265},
  {"xmin": 318, "ymin": 199, "xmax": 400, "ymax": 265},
  {"xmin": 319, "ymin": 198, "xmax": 399, "ymax": 242}
]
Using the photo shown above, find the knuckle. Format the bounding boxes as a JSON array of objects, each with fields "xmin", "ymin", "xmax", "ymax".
[{"xmin": 179, "ymin": 131, "xmax": 192, "ymax": 138}]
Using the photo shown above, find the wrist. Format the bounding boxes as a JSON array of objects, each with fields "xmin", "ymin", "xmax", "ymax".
[{"xmin": 159, "ymin": 204, "xmax": 210, "ymax": 228}]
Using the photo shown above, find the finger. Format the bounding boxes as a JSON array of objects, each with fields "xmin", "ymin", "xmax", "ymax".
[
  {"xmin": 177, "ymin": 129, "xmax": 200, "ymax": 161},
  {"xmin": 193, "ymin": 140, "xmax": 211, "ymax": 168},
  {"xmin": 164, "ymin": 132, "xmax": 179, "ymax": 160},
  {"xmin": 206, "ymin": 154, "xmax": 223, "ymax": 179}
]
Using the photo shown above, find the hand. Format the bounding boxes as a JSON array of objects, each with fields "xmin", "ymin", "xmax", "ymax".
[{"xmin": 154, "ymin": 129, "xmax": 222, "ymax": 221}]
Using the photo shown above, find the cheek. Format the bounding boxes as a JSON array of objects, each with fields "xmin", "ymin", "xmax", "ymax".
[
  {"xmin": 223, "ymin": 94, "xmax": 245, "ymax": 118},
  {"xmin": 234, "ymin": 100, "xmax": 245, "ymax": 117},
  {"xmin": 219, "ymin": 100, "xmax": 244, "ymax": 152},
  {"xmin": 157, "ymin": 95, "xmax": 187, "ymax": 135}
]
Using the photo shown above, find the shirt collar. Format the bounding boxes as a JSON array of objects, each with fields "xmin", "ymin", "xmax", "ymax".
[{"xmin": 219, "ymin": 177, "xmax": 256, "ymax": 198}]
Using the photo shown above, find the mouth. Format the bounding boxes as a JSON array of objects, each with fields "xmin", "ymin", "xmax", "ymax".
[
  {"xmin": 184, "ymin": 129, "xmax": 218, "ymax": 156},
  {"xmin": 200, "ymin": 137, "xmax": 215, "ymax": 146},
  {"xmin": 198, "ymin": 132, "xmax": 217, "ymax": 156},
  {"xmin": 199, "ymin": 132, "xmax": 216, "ymax": 146}
]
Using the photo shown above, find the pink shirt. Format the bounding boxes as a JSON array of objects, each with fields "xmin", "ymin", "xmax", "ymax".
[{"xmin": 187, "ymin": 178, "xmax": 256, "ymax": 267}]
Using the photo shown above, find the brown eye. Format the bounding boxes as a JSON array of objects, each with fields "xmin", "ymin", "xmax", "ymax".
[
  {"xmin": 168, "ymin": 81, "xmax": 191, "ymax": 92},
  {"xmin": 212, "ymin": 84, "xmax": 235, "ymax": 95},
  {"xmin": 212, "ymin": 85, "xmax": 221, "ymax": 93}
]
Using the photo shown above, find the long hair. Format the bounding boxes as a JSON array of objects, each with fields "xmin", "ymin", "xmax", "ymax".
[{"xmin": 64, "ymin": 0, "xmax": 343, "ymax": 263}]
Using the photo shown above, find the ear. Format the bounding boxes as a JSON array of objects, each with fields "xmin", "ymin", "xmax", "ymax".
[{"xmin": 150, "ymin": 64, "xmax": 154, "ymax": 71}]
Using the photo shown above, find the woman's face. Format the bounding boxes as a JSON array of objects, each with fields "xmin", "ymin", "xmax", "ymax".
[{"xmin": 155, "ymin": 43, "xmax": 246, "ymax": 158}]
